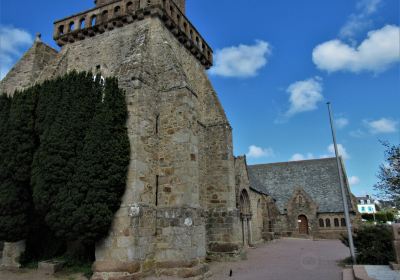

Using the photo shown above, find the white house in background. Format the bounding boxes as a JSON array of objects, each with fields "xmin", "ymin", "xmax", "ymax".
[{"xmin": 356, "ymin": 195, "xmax": 379, "ymax": 214}]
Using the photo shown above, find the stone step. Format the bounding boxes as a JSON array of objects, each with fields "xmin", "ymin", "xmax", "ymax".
[
  {"xmin": 342, "ymin": 268, "xmax": 355, "ymax": 280},
  {"xmin": 352, "ymin": 265, "xmax": 375, "ymax": 280}
]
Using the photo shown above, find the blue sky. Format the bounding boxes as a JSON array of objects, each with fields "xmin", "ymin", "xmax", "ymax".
[{"xmin": 0, "ymin": 0, "xmax": 399, "ymax": 197}]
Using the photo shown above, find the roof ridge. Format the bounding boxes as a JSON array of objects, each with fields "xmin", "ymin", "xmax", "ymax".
[{"xmin": 248, "ymin": 157, "xmax": 337, "ymax": 167}]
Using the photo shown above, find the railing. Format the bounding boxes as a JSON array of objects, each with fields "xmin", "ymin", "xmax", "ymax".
[{"xmin": 53, "ymin": 0, "xmax": 213, "ymax": 68}]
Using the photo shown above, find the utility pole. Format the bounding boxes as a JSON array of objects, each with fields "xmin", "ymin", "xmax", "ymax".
[{"xmin": 327, "ymin": 102, "xmax": 357, "ymax": 264}]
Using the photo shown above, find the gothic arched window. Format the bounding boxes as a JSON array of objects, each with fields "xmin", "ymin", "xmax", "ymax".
[
  {"xmin": 325, "ymin": 218, "xmax": 331, "ymax": 227},
  {"xmin": 334, "ymin": 218, "xmax": 339, "ymax": 227}
]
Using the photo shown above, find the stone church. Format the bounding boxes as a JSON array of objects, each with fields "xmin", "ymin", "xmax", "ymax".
[{"xmin": 0, "ymin": 0, "xmax": 359, "ymax": 279}]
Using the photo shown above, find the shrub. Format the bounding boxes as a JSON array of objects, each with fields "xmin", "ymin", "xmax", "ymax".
[
  {"xmin": 341, "ymin": 224, "xmax": 394, "ymax": 265},
  {"xmin": 375, "ymin": 212, "xmax": 388, "ymax": 223},
  {"xmin": 361, "ymin": 214, "xmax": 374, "ymax": 222}
]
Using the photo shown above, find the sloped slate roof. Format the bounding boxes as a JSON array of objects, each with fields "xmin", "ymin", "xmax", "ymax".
[{"xmin": 248, "ymin": 157, "xmax": 354, "ymax": 214}]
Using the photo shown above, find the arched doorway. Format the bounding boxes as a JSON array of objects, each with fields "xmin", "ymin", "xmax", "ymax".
[
  {"xmin": 298, "ymin": 215, "xmax": 308, "ymax": 234},
  {"xmin": 239, "ymin": 190, "xmax": 252, "ymax": 246}
]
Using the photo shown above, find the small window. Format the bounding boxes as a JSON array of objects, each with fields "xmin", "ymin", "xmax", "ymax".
[
  {"xmin": 102, "ymin": 10, "xmax": 109, "ymax": 22},
  {"xmin": 298, "ymin": 195, "xmax": 303, "ymax": 205},
  {"xmin": 341, "ymin": 218, "xmax": 346, "ymax": 227},
  {"xmin": 80, "ymin": 18, "xmax": 86, "ymax": 29},
  {"xmin": 69, "ymin": 21, "xmax": 75, "ymax": 32},
  {"xmin": 126, "ymin": 1, "xmax": 133, "ymax": 11},
  {"xmin": 367, "ymin": 200, "xmax": 371, "ymax": 204},
  {"xmin": 319, "ymin": 218, "xmax": 324, "ymax": 228},
  {"xmin": 360, "ymin": 200, "xmax": 364, "ymax": 204},
  {"xmin": 325, "ymin": 218, "xmax": 331, "ymax": 227},
  {"xmin": 334, "ymin": 218, "xmax": 339, "ymax": 227},
  {"xmin": 155, "ymin": 114, "xmax": 160, "ymax": 135},
  {"xmin": 58, "ymin": 25, "xmax": 65, "ymax": 35},
  {"xmin": 368, "ymin": 207, "xmax": 373, "ymax": 212},
  {"xmin": 155, "ymin": 175, "xmax": 159, "ymax": 206},
  {"xmin": 361, "ymin": 206, "xmax": 365, "ymax": 212},
  {"xmin": 114, "ymin": 6, "xmax": 121, "ymax": 16},
  {"xmin": 91, "ymin": 15, "xmax": 97, "ymax": 26}
]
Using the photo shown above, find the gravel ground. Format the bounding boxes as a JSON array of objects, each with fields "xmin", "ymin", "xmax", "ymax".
[{"xmin": 0, "ymin": 238, "xmax": 349, "ymax": 280}]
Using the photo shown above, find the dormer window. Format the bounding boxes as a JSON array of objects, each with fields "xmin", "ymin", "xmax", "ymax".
[
  {"xmin": 367, "ymin": 199, "xmax": 371, "ymax": 204},
  {"xmin": 360, "ymin": 200, "xmax": 364, "ymax": 204}
]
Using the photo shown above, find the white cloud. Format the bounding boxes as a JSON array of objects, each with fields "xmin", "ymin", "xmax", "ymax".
[
  {"xmin": 209, "ymin": 40, "xmax": 271, "ymax": 78},
  {"xmin": 313, "ymin": 25, "xmax": 400, "ymax": 73},
  {"xmin": 335, "ymin": 117, "xmax": 349, "ymax": 129},
  {"xmin": 349, "ymin": 129, "xmax": 366, "ymax": 138},
  {"xmin": 364, "ymin": 118, "xmax": 398, "ymax": 134},
  {"xmin": 285, "ymin": 77, "xmax": 323, "ymax": 117},
  {"xmin": 348, "ymin": 176, "xmax": 361, "ymax": 186},
  {"xmin": 0, "ymin": 25, "xmax": 33, "ymax": 79},
  {"xmin": 327, "ymin": 144, "xmax": 350, "ymax": 160},
  {"xmin": 246, "ymin": 145, "xmax": 275, "ymax": 159},
  {"xmin": 339, "ymin": 0, "xmax": 382, "ymax": 40},
  {"xmin": 289, "ymin": 153, "xmax": 315, "ymax": 162}
]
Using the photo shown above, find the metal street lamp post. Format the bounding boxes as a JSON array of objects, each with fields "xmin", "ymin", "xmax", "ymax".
[{"xmin": 327, "ymin": 102, "xmax": 357, "ymax": 264}]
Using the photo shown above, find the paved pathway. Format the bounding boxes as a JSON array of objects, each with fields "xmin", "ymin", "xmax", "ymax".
[
  {"xmin": 0, "ymin": 238, "xmax": 349, "ymax": 280},
  {"xmin": 208, "ymin": 238, "xmax": 350, "ymax": 280},
  {"xmin": 364, "ymin": 265, "xmax": 400, "ymax": 280}
]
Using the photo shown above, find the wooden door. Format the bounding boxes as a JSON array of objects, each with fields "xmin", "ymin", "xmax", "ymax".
[{"xmin": 298, "ymin": 215, "xmax": 308, "ymax": 234}]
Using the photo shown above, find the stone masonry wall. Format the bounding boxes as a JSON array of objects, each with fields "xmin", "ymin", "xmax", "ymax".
[
  {"xmin": 0, "ymin": 41, "xmax": 58, "ymax": 96},
  {"xmin": 0, "ymin": 14, "xmax": 242, "ymax": 278}
]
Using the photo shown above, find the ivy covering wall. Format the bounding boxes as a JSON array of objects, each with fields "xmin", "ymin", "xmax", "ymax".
[{"xmin": 0, "ymin": 72, "xmax": 130, "ymax": 259}]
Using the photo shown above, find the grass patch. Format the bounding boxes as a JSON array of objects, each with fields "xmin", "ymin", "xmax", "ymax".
[
  {"xmin": 50, "ymin": 256, "xmax": 93, "ymax": 279},
  {"xmin": 21, "ymin": 260, "xmax": 38, "ymax": 269}
]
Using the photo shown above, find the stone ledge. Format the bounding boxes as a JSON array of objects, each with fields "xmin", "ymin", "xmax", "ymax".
[
  {"xmin": 156, "ymin": 259, "xmax": 199, "ymax": 269},
  {"xmin": 92, "ymin": 260, "xmax": 141, "ymax": 274},
  {"xmin": 158, "ymin": 263, "xmax": 209, "ymax": 279}
]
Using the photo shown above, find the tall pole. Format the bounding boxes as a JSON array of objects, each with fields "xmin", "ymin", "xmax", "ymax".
[{"xmin": 327, "ymin": 102, "xmax": 357, "ymax": 264}]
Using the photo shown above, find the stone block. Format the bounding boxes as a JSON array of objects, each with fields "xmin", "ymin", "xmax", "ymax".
[
  {"xmin": 38, "ymin": 260, "xmax": 65, "ymax": 274},
  {"xmin": 208, "ymin": 242, "xmax": 239, "ymax": 253}
]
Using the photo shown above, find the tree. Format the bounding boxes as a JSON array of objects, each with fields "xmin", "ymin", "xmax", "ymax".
[
  {"xmin": 0, "ymin": 88, "xmax": 39, "ymax": 242},
  {"xmin": 46, "ymin": 77, "xmax": 130, "ymax": 252},
  {"xmin": 32, "ymin": 72, "xmax": 101, "ymax": 218},
  {"xmin": 375, "ymin": 142, "xmax": 400, "ymax": 199}
]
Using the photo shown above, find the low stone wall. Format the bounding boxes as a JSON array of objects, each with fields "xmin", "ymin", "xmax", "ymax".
[{"xmin": 1, "ymin": 241, "xmax": 25, "ymax": 269}]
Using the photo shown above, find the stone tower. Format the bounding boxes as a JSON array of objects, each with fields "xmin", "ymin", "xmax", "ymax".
[
  {"xmin": 0, "ymin": 0, "xmax": 243, "ymax": 279},
  {"xmin": 96, "ymin": 0, "xmax": 185, "ymax": 13}
]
